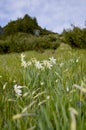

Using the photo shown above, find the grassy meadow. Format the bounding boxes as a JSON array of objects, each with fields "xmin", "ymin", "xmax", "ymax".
[{"xmin": 0, "ymin": 44, "xmax": 86, "ymax": 130}]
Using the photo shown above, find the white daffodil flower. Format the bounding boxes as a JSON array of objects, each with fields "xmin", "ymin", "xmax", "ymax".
[
  {"xmin": 14, "ymin": 84, "xmax": 23, "ymax": 97},
  {"xmin": 42, "ymin": 60, "xmax": 53, "ymax": 69},
  {"xmin": 21, "ymin": 53, "xmax": 27, "ymax": 68},
  {"xmin": 35, "ymin": 61, "xmax": 43, "ymax": 70},
  {"xmin": 49, "ymin": 56, "xmax": 56, "ymax": 65}
]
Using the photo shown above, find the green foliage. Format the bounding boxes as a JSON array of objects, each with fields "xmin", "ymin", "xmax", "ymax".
[
  {"xmin": 0, "ymin": 14, "xmax": 58, "ymax": 54},
  {"xmin": 0, "ymin": 33, "xmax": 60, "ymax": 54},
  {"xmin": 4, "ymin": 14, "xmax": 40, "ymax": 35},
  {"xmin": 63, "ymin": 26, "xmax": 86, "ymax": 48},
  {"xmin": 3, "ymin": 14, "xmax": 52, "ymax": 37},
  {"xmin": 0, "ymin": 40, "xmax": 10, "ymax": 53}
]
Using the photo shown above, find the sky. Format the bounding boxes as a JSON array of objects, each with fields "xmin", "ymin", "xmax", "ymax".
[{"xmin": 0, "ymin": 0, "xmax": 86, "ymax": 33}]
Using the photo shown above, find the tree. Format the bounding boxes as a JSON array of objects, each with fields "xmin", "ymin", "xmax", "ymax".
[{"xmin": 64, "ymin": 26, "xmax": 86, "ymax": 48}]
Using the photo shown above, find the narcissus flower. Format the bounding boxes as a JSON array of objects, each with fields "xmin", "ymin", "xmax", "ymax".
[
  {"xmin": 49, "ymin": 56, "xmax": 56, "ymax": 65},
  {"xmin": 14, "ymin": 84, "xmax": 23, "ymax": 97},
  {"xmin": 35, "ymin": 61, "xmax": 43, "ymax": 70},
  {"xmin": 42, "ymin": 60, "xmax": 53, "ymax": 69}
]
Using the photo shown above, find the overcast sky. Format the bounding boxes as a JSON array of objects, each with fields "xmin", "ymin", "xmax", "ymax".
[{"xmin": 0, "ymin": 0, "xmax": 86, "ymax": 33}]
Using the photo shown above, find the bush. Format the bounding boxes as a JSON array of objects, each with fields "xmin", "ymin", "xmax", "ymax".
[
  {"xmin": 0, "ymin": 33, "xmax": 60, "ymax": 54},
  {"xmin": 0, "ymin": 41, "xmax": 10, "ymax": 53},
  {"xmin": 63, "ymin": 26, "xmax": 86, "ymax": 48}
]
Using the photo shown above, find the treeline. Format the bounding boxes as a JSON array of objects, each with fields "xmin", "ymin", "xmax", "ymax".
[
  {"xmin": 0, "ymin": 14, "xmax": 60, "ymax": 54},
  {"xmin": 63, "ymin": 26, "xmax": 86, "ymax": 48},
  {"xmin": 4, "ymin": 14, "xmax": 39, "ymax": 35},
  {"xmin": 2, "ymin": 14, "xmax": 51, "ymax": 36},
  {"xmin": 0, "ymin": 33, "xmax": 60, "ymax": 54},
  {"xmin": 0, "ymin": 14, "xmax": 86, "ymax": 54}
]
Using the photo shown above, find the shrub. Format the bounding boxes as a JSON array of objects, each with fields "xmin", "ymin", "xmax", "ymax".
[
  {"xmin": 0, "ymin": 41, "xmax": 10, "ymax": 53},
  {"xmin": 63, "ymin": 26, "xmax": 86, "ymax": 48},
  {"xmin": 0, "ymin": 33, "xmax": 60, "ymax": 54}
]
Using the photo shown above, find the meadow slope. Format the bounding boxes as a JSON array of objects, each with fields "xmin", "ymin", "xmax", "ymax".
[{"xmin": 0, "ymin": 44, "xmax": 86, "ymax": 130}]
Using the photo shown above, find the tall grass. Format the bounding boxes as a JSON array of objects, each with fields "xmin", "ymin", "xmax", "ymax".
[{"xmin": 0, "ymin": 44, "xmax": 86, "ymax": 130}]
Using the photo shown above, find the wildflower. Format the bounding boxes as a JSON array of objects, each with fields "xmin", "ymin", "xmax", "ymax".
[
  {"xmin": 21, "ymin": 53, "xmax": 25, "ymax": 58},
  {"xmin": 76, "ymin": 57, "xmax": 80, "ymax": 63},
  {"xmin": 55, "ymin": 79, "xmax": 58, "ymax": 83},
  {"xmin": 21, "ymin": 53, "xmax": 27, "ymax": 68},
  {"xmin": 35, "ymin": 61, "xmax": 43, "ymax": 70},
  {"xmin": 46, "ymin": 96, "xmax": 50, "ymax": 100},
  {"xmin": 27, "ymin": 61, "xmax": 32, "ymax": 66},
  {"xmin": 40, "ymin": 82, "xmax": 44, "ymax": 86},
  {"xmin": 13, "ymin": 80, "xmax": 16, "ymax": 83},
  {"xmin": 66, "ymin": 87, "xmax": 69, "ymax": 92},
  {"xmin": 31, "ymin": 58, "xmax": 37, "ymax": 64},
  {"xmin": 21, "ymin": 60, "xmax": 27, "ymax": 68},
  {"xmin": 49, "ymin": 56, "xmax": 56, "ymax": 65},
  {"xmin": 14, "ymin": 84, "xmax": 23, "ymax": 97},
  {"xmin": 42, "ymin": 60, "xmax": 53, "ymax": 69},
  {"xmin": 76, "ymin": 59, "xmax": 79, "ymax": 63}
]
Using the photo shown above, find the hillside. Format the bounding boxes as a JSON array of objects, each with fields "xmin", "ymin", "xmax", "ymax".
[
  {"xmin": 0, "ymin": 44, "xmax": 86, "ymax": 130},
  {"xmin": 0, "ymin": 14, "xmax": 86, "ymax": 54},
  {"xmin": 0, "ymin": 14, "xmax": 61, "ymax": 54},
  {"xmin": 1, "ymin": 14, "xmax": 54, "ymax": 36}
]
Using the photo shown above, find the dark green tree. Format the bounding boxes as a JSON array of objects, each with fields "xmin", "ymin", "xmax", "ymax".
[
  {"xmin": 64, "ymin": 26, "xmax": 86, "ymax": 48},
  {"xmin": 4, "ymin": 14, "xmax": 41, "ymax": 35}
]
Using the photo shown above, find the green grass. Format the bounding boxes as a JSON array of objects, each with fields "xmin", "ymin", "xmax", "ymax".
[{"xmin": 0, "ymin": 44, "xmax": 86, "ymax": 130}]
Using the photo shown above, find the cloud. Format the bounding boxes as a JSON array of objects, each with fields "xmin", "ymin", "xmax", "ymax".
[
  {"xmin": 0, "ymin": 0, "xmax": 27, "ymax": 17},
  {"xmin": 0, "ymin": 0, "xmax": 86, "ymax": 33}
]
